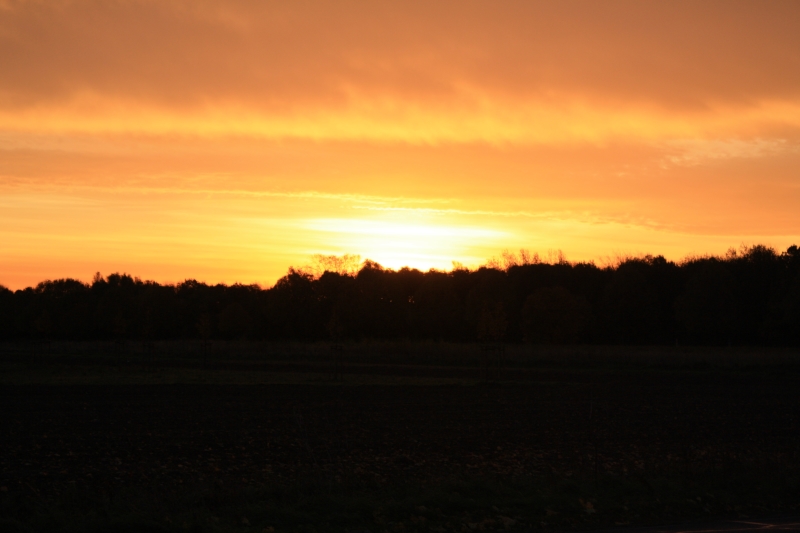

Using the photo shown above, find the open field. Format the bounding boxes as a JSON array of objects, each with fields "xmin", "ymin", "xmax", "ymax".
[
  {"xmin": 2, "ymin": 341, "xmax": 800, "ymax": 383},
  {"xmin": 1, "ymin": 342, "xmax": 799, "ymax": 532}
]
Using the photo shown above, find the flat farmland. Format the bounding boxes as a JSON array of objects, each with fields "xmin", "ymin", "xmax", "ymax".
[{"xmin": 1, "ymin": 346, "xmax": 799, "ymax": 532}]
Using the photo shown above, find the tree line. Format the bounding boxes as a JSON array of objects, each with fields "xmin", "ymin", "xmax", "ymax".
[{"xmin": 1, "ymin": 244, "xmax": 799, "ymax": 346}]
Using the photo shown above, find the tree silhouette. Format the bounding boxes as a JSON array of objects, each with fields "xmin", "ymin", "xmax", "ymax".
[
  {"xmin": 476, "ymin": 302, "xmax": 507, "ymax": 381},
  {"xmin": 602, "ymin": 259, "xmax": 660, "ymax": 343},
  {"xmin": 196, "ymin": 313, "xmax": 213, "ymax": 366},
  {"xmin": 675, "ymin": 259, "xmax": 737, "ymax": 344},
  {"xmin": 0, "ymin": 244, "xmax": 798, "ymax": 347},
  {"xmin": 0, "ymin": 285, "xmax": 11, "ymax": 339},
  {"xmin": 781, "ymin": 273, "xmax": 800, "ymax": 344},
  {"xmin": 521, "ymin": 286, "xmax": 591, "ymax": 344},
  {"xmin": 477, "ymin": 302, "xmax": 508, "ymax": 342},
  {"xmin": 218, "ymin": 303, "xmax": 252, "ymax": 340}
]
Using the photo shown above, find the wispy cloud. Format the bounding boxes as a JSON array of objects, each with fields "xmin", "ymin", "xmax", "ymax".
[
  {"xmin": 2, "ymin": 2, "xmax": 800, "ymax": 145},
  {"xmin": 664, "ymin": 138, "xmax": 798, "ymax": 166},
  {"xmin": 350, "ymin": 204, "xmax": 687, "ymax": 233},
  {"xmin": 0, "ymin": 180, "xmax": 454, "ymax": 206}
]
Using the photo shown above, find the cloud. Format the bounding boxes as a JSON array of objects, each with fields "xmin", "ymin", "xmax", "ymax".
[
  {"xmin": 2, "ymin": 92, "xmax": 800, "ymax": 145},
  {"xmin": 1, "ymin": 1, "xmax": 800, "ymax": 144},
  {"xmin": 1, "ymin": 1, "xmax": 799, "ymax": 288},
  {"xmin": 664, "ymin": 138, "xmax": 799, "ymax": 166}
]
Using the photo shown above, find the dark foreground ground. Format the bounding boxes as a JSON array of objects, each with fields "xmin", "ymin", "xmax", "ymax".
[{"xmin": 1, "ymin": 345, "xmax": 799, "ymax": 532}]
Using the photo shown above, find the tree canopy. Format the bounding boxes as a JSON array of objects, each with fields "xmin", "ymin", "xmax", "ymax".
[{"xmin": 1, "ymin": 245, "xmax": 798, "ymax": 346}]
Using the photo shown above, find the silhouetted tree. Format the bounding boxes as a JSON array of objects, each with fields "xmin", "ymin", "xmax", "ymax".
[
  {"xmin": 521, "ymin": 286, "xmax": 591, "ymax": 344},
  {"xmin": 0, "ymin": 285, "xmax": 12, "ymax": 339},
  {"xmin": 218, "ymin": 303, "xmax": 252, "ymax": 340},
  {"xmin": 780, "ymin": 273, "xmax": 800, "ymax": 344},
  {"xmin": 602, "ymin": 259, "xmax": 660, "ymax": 343},
  {"xmin": 0, "ymin": 244, "xmax": 798, "ymax": 347},
  {"xmin": 675, "ymin": 259, "xmax": 737, "ymax": 344},
  {"xmin": 477, "ymin": 302, "xmax": 507, "ymax": 342},
  {"xmin": 409, "ymin": 270, "xmax": 464, "ymax": 340}
]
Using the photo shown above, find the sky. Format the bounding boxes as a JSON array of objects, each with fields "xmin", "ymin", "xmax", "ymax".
[{"xmin": 1, "ymin": 0, "xmax": 799, "ymax": 289}]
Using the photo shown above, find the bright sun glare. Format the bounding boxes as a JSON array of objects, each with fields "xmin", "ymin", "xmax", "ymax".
[{"xmin": 305, "ymin": 217, "xmax": 507, "ymax": 271}]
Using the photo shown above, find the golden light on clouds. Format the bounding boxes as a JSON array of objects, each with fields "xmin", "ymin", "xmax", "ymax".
[
  {"xmin": 3, "ymin": 94, "xmax": 800, "ymax": 144},
  {"xmin": 1, "ymin": 0, "xmax": 799, "ymax": 288}
]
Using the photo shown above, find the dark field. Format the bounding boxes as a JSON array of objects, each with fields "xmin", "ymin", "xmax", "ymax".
[{"xmin": 1, "ymin": 344, "xmax": 799, "ymax": 532}]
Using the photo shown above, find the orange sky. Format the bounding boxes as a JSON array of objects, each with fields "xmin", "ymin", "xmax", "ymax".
[{"xmin": 1, "ymin": 0, "xmax": 799, "ymax": 289}]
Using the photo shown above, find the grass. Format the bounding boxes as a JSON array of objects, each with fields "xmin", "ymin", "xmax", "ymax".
[
  {"xmin": 2, "ymin": 340, "xmax": 799, "ymax": 386},
  {"xmin": 2, "ymin": 341, "xmax": 798, "ymax": 531},
  {"xmin": 2, "ymin": 469, "xmax": 797, "ymax": 532},
  {"xmin": 0, "ymin": 362, "xmax": 474, "ymax": 386}
]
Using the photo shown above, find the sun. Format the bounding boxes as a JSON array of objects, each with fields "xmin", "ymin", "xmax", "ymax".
[{"xmin": 304, "ymin": 213, "xmax": 507, "ymax": 271}]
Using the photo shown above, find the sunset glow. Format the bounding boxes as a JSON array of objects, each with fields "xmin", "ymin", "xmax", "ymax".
[{"xmin": 1, "ymin": 0, "xmax": 799, "ymax": 288}]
